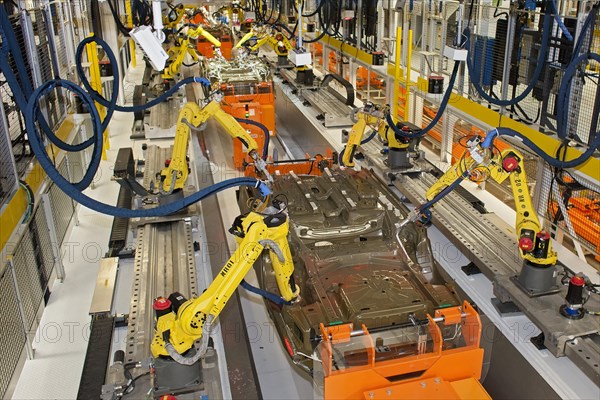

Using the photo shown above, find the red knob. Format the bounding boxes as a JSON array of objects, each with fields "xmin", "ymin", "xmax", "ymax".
[
  {"xmin": 153, "ymin": 297, "xmax": 171, "ymax": 311},
  {"xmin": 502, "ymin": 156, "xmax": 519, "ymax": 172},
  {"xmin": 536, "ymin": 231, "xmax": 551, "ymax": 240},
  {"xmin": 570, "ymin": 275, "xmax": 585, "ymax": 286},
  {"xmin": 518, "ymin": 237, "xmax": 534, "ymax": 251}
]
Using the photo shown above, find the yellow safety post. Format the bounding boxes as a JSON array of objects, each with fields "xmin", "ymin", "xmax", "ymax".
[
  {"xmin": 393, "ymin": 26, "xmax": 402, "ymax": 118},
  {"xmin": 405, "ymin": 29, "xmax": 413, "ymax": 120},
  {"xmin": 86, "ymin": 34, "xmax": 110, "ymax": 158},
  {"xmin": 125, "ymin": 0, "xmax": 136, "ymax": 67}
]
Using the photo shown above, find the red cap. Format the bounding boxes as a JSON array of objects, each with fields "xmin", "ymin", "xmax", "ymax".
[
  {"xmin": 160, "ymin": 396, "xmax": 177, "ymax": 400},
  {"xmin": 153, "ymin": 297, "xmax": 171, "ymax": 311},
  {"xmin": 536, "ymin": 231, "xmax": 551, "ymax": 240},
  {"xmin": 570, "ymin": 276, "xmax": 585, "ymax": 286},
  {"xmin": 519, "ymin": 237, "xmax": 534, "ymax": 251},
  {"xmin": 502, "ymin": 156, "xmax": 519, "ymax": 172}
]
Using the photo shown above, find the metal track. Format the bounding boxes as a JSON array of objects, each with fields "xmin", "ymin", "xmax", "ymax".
[
  {"xmin": 126, "ymin": 220, "xmax": 198, "ymax": 363},
  {"xmin": 362, "ymin": 145, "xmax": 600, "ymax": 382},
  {"xmin": 279, "ymin": 69, "xmax": 354, "ymax": 127}
]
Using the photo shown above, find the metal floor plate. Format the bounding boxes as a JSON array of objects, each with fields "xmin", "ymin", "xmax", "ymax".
[{"xmin": 126, "ymin": 220, "xmax": 198, "ymax": 363}]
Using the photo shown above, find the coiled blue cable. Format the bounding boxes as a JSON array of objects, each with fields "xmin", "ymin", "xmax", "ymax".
[
  {"xmin": 24, "ymin": 77, "xmax": 270, "ymax": 217},
  {"xmin": 465, "ymin": 8, "xmax": 552, "ymax": 107},
  {"xmin": 482, "ymin": 127, "xmax": 600, "ymax": 169}
]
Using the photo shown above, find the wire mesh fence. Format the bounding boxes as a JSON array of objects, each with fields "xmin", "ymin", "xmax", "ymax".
[
  {"xmin": 538, "ymin": 164, "xmax": 600, "ymax": 264},
  {"xmin": 0, "ymin": 266, "xmax": 27, "ymax": 399}
]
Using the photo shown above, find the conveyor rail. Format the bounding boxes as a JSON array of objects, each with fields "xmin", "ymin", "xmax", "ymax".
[{"xmin": 361, "ymin": 142, "xmax": 600, "ymax": 382}]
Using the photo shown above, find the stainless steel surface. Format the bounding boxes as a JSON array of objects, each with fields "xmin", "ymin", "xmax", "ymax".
[
  {"xmin": 279, "ymin": 69, "xmax": 354, "ymax": 128},
  {"xmin": 193, "ymin": 119, "xmax": 263, "ymax": 400},
  {"xmin": 142, "ymin": 145, "xmax": 172, "ymax": 190},
  {"xmin": 301, "ymin": 89, "xmax": 354, "ymax": 127},
  {"xmin": 89, "ymin": 257, "xmax": 118, "ymax": 315},
  {"xmin": 565, "ymin": 336, "xmax": 600, "ymax": 383},
  {"xmin": 126, "ymin": 220, "xmax": 198, "ymax": 363},
  {"xmin": 182, "ymin": 65, "xmax": 262, "ymax": 399},
  {"xmin": 273, "ymin": 84, "xmax": 333, "ymax": 159},
  {"xmin": 145, "ymin": 97, "xmax": 183, "ymax": 139}
]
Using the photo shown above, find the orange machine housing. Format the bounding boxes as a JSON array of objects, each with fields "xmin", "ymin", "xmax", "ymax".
[
  {"xmin": 243, "ymin": 149, "xmax": 337, "ymax": 178},
  {"xmin": 317, "ymin": 301, "xmax": 490, "ymax": 399},
  {"xmin": 195, "ymin": 26, "xmax": 233, "ymax": 59},
  {"xmin": 221, "ymin": 81, "xmax": 275, "ymax": 169},
  {"xmin": 549, "ymin": 197, "xmax": 600, "ymax": 262},
  {"xmin": 356, "ymin": 66, "xmax": 385, "ymax": 90}
]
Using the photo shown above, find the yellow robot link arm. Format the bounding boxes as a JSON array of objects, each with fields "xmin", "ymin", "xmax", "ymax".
[
  {"xmin": 187, "ymin": 25, "xmax": 222, "ymax": 47},
  {"xmin": 425, "ymin": 137, "xmax": 557, "ymax": 266},
  {"xmin": 161, "ymin": 38, "xmax": 199, "ymax": 79},
  {"xmin": 209, "ymin": 101, "xmax": 272, "ymax": 181},
  {"xmin": 160, "ymin": 101, "xmax": 271, "ymax": 191},
  {"xmin": 497, "ymin": 150, "xmax": 558, "ymax": 266},
  {"xmin": 342, "ymin": 115, "xmax": 368, "ymax": 167},
  {"xmin": 235, "ymin": 28, "xmax": 257, "ymax": 48},
  {"xmin": 342, "ymin": 105, "xmax": 396, "ymax": 167},
  {"xmin": 151, "ymin": 211, "xmax": 300, "ymax": 360},
  {"xmin": 159, "ymin": 101, "xmax": 202, "ymax": 192}
]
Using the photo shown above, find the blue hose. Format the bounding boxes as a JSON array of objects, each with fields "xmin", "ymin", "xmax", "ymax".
[
  {"xmin": 556, "ymin": 52, "xmax": 600, "ymax": 140},
  {"xmin": 420, "ymin": 171, "xmax": 470, "ymax": 212},
  {"xmin": 240, "ymin": 280, "xmax": 291, "ymax": 306},
  {"xmin": 549, "ymin": 0, "xmax": 573, "ymax": 42},
  {"xmin": 385, "ymin": 60, "xmax": 461, "ymax": 139},
  {"xmin": 465, "ymin": 9, "xmax": 552, "ymax": 107},
  {"xmin": 482, "ymin": 127, "xmax": 600, "ymax": 169},
  {"xmin": 24, "ymin": 77, "xmax": 270, "ymax": 217}
]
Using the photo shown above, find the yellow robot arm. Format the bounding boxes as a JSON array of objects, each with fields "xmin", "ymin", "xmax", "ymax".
[
  {"xmin": 496, "ymin": 149, "xmax": 558, "ymax": 266},
  {"xmin": 342, "ymin": 105, "xmax": 407, "ymax": 167},
  {"xmin": 159, "ymin": 101, "xmax": 201, "ymax": 192},
  {"xmin": 342, "ymin": 115, "xmax": 368, "ymax": 167},
  {"xmin": 160, "ymin": 100, "xmax": 271, "ymax": 191},
  {"xmin": 249, "ymin": 35, "xmax": 272, "ymax": 52},
  {"xmin": 162, "ymin": 38, "xmax": 199, "ymax": 79},
  {"xmin": 236, "ymin": 29, "xmax": 257, "ymax": 48},
  {"xmin": 188, "ymin": 25, "xmax": 222, "ymax": 47},
  {"xmin": 151, "ymin": 210, "xmax": 300, "ymax": 359},
  {"xmin": 425, "ymin": 136, "xmax": 557, "ymax": 266}
]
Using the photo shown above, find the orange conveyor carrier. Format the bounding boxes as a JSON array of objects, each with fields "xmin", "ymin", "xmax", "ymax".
[
  {"xmin": 220, "ymin": 81, "xmax": 276, "ymax": 169},
  {"xmin": 316, "ymin": 301, "xmax": 491, "ymax": 399}
]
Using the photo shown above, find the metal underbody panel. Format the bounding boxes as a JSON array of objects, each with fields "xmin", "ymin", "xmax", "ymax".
[
  {"xmin": 361, "ymin": 141, "xmax": 600, "ymax": 384},
  {"xmin": 239, "ymin": 168, "xmax": 461, "ymax": 374},
  {"xmin": 204, "ymin": 54, "xmax": 271, "ymax": 83}
]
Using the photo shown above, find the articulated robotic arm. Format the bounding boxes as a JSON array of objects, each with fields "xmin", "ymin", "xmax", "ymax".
[
  {"xmin": 425, "ymin": 135, "xmax": 558, "ymax": 267},
  {"xmin": 236, "ymin": 26, "xmax": 293, "ymax": 57},
  {"xmin": 151, "ymin": 208, "xmax": 300, "ymax": 361},
  {"xmin": 161, "ymin": 26, "xmax": 221, "ymax": 79},
  {"xmin": 186, "ymin": 25, "xmax": 221, "ymax": 47},
  {"xmin": 342, "ymin": 103, "xmax": 419, "ymax": 168},
  {"xmin": 161, "ymin": 38, "xmax": 199, "ymax": 79},
  {"xmin": 160, "ymin": 100, "xmax": 271, "ymax": 193}
]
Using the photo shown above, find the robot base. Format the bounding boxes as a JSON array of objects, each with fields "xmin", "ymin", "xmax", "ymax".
[
  {"xmin": 512, "ymin": 262, "xmax": 561, "ymax": 297},
  {"xmin": 154, "ymin": 352, "xmax": 203, "ymax": 396}
]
